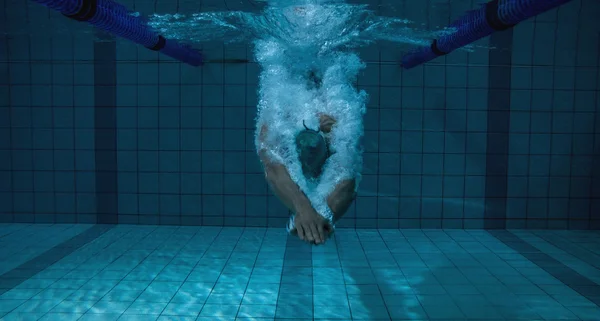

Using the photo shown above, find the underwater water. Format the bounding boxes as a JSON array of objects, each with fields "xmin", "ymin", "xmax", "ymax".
[
  {"xmin": 147, "ymin": 2, "xmax": 455, "ymax": 49},
  {"xmin": 1, "ymin": 0, "xmax": 599, "ymax": 320},
  {"xmin": 148, "ymin": 2, "xmax": 472, "ymax": 230}
]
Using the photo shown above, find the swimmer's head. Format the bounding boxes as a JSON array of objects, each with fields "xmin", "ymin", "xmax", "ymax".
[{"xmin": 296, "ymin": 122, "xmax": 328, "ymax": 179}]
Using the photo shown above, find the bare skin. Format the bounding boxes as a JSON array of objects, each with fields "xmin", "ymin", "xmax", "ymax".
[{"xmin": 258, "ymin": 115, "xmax": 356, "ymax": 245}]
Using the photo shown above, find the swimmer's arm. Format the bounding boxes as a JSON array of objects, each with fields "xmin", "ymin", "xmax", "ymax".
[
  {"xmin": 258, "ymin": 126, "xmax": 315, "ymax": 215},
  {"xmin": 326, "ymin": 177, "xmax": 356, "ymax": 223},
  {"xmin": 316, "ymin": 134, "xmax": 358, "ymax": 222},
  {"xmin": 260, "ymin": 153, "xmax": 315, "ymax": 215}
]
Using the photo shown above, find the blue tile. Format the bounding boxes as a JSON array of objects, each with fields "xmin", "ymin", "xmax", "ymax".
[
  {"xmin": 138, "ymin": 129, "xmax": 159, "ymax": 150},
  {"xmin": 180, "ymin": 173, "xmax": 201, "ymax": 194},
  {"xmin": 77, "ymin": 194, "xmax": 96, "ymax": 214},
  {"xmin": 223, "ymin": 108, "xmax": 245, "ymax": 129},
  {"xmin": 33, "ymin": 151, "xmax": 53, "ymax": 171},
  {"xmin": 446, "ymin": 110, "xmax": 467, "ymax": 131},
  {"xmin": 13, "ymin": 171, "xmax": 33, "ymax": 191},
  {"xmin": 377, "ymin": 197, "xmax": 399, "ymax": 218},
  {"xmin": 13, "ymin": 193, "xmax": 34, "ymax": 214},
  {"xmin": 55, "ymin": 193, "xmax": 75, "ymax": 213},
  {"xmin": 76, "ymin": 172, "xmax": 96, "ymax": 193},
  {"xmin": 422, "ymin": 132, "xmax": 444, "ymax": 153},
  {"xmin": 224, "ymin": 129, "xmax": 246, "ymax": 151},
  {"xmin": 224, "ymin": 195, "xmax": 245, "ymax": 216},
  {"xmin": 355, "ymin": 197, "xmax": 377, "ymax": 219},
  {"xmin": 181, "ymin": 195, "xmax": 201, "ymax": 215},
  {"xmin": 359, "ymin": 175, "xmax": 377, "ymax": 194},
  {"xmin": 74, "ymin": 129, "xmax": 94, "ymax": 149},
  {"xmin": 401, "ymin": 154, "xmax": 422, "ymax": 174},
  {"xmin": 202, "ymin": 85, "xmax": 224, "ymax": 106},
  {"xmin": 574, "ymin": 91, "xmax": 596, "ymax": 111},
  {"xmin": 158, "ymin": 131, "xmax": 180, "ymax": 151},
  {"xmin": 224, "ymin": 86, "xmax": 246, "ymax": 106},
  {"xmin": 422, "ymin": 111, "xmax": 444, "ymax": 132},
  {"xmin": 159, "ymin": 195, "xmax": 180, "ymax": 216},
  {"xmin": 202, "ymin": 173, "xmax": 223, "ymax": 194},
  {"xmin": 179, "ymin": 152, "xmax": 201, "ymax": 173},
  {"xmin": 159, "ymin": 151, "xmax": 180, "ymax": 172},
  {"xmin": 0, "ymin": 171, "xmax": 11, "ymax": 191},
  {"xmin": 138, "ymin": 194, "xmax": 159, "ymax": 215},
  {"xmin": 401, "ymin": 132, "xmax": 422, "ymax": 153},
  {"xmin": 54, "ymin": 172, "xmax": 75, "ymax": 192},
  {"xmin": 138, "ymin": 151, "xmax": 159, "ymax": 171},
  {"xmin": 116, "ymin": 151, "xmax": 137, "ymax": 172},
  {"xmin": 159, "ymin": 173, "xmax": 179, "ymax": 194},
  {"xmin": 223, "ymin": 174, "xmax": 244, "ymax": 194},
  {"xmin": 572, "ymin": 134, "xmax": 594, "ymax": 153},
  {"xmin": 422, "ymin": 154, "xmax": 443, "ymax": 175},
  {"xmin": 380, "ymin": 87, "xmax": 401, "ymax": 108},
  {"xmin": 201, "ymin": 129, "xmax": 223, "ymax": 150},
  {"xmin": 11, "ymin": 129, "xmax": 32, "ymax": 149},
  {"xmin": 138, "ymin": 173, "xmax": 159, "ymax": 193},
  {"xmin": 573, "ymin": 113, "xmax": 595, "ymax": 133},
  {"xmin": 528, "ymin": 155, "xmax": 550, "ymax": 176},
  {"xmin": 180, "ymin": 107, "xmax": 202, "ymax": 128},
  {"xmin": 34, "ymin": 193, "xmax": 54, "ymax": 213},
  {"xmin": 379, "ymin": 109, "xmax": 401, "ymax": 130},
  {"xmin": 52, "ymin": 107, "xmax": 74, "ymax": 128},
  {"xmin": 202, "ymin": 195, "xmax": 223, "ymax": 215},
  {"xmin": 378, "ymin": 175, "xmax": 400, "ymax": 195},
  {"xmin": 246, "ymin": 196, "xmax": 267, "ymax": 217},
  {"xmin": 138, "ymin": 107, "xmax": 159, "ymax": 128},
  {"xmin": 362, "ymin": 130, "xmax": 378, "ymax": 152},
  {"xmin": 117, "ymin": 130, "xmax": 137, "ymax": 151}
]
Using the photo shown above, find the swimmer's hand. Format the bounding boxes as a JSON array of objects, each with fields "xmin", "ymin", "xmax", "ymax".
[
  {"xmin": 318, "ymin": 114, "xmax": 336, "ymax": 133},
  {"xmin": 294, "ymin": 206, "xmax": 332, "ymax": 245}
]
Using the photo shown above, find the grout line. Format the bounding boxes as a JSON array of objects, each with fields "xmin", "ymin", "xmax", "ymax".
[
  {"xmin": 546, "ymin": 7, "xmax": 560, "ymax": 229},
  {"xmin": 524, "ymin": 10, "xmax": 538, "ymax": 228}
]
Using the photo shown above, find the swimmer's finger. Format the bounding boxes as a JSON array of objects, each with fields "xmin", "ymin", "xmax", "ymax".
[
  {"xmin": 308, "ymin": 224, "xmax": 320, "ymax": 244},
  {"xmin": 297, "ymin": 225, "xmax": 305, "ymax": 241},
  {"xmin": 303, "ymin": 224, "xmax": 315, "ymax": 243},
  {"xmin": 317, "ymin": 224, "xmax": 325, "ymax": 244}
]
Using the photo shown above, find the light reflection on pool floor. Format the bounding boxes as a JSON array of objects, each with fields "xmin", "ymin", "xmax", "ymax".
[{"xmin": 0, "ymin": 224, "xmax": 598, "ymax": 320}]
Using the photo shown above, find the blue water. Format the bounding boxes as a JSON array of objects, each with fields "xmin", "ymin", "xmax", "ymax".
[
  {"xmin": 0, "ymin": 0, "xmax": 599, "ymax": 320},
  {"xmin": 146, "ymin": 2, "xmax": 478, "ymax": 52}
]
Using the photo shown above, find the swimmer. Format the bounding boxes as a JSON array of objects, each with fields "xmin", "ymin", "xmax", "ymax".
[
  {"xmin": 258, "ymin": 113, "xmax": 357, "ymax": 245},
  {"xmin": 255, "ymin": 47, "xmax": 367, "ymax": 245},
  {"xmin": 149, "ymin": 1, "xmax": 442, "ymax": 244}
]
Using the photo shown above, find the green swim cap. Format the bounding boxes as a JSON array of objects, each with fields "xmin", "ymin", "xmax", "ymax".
[{"xmin": 295, "ymin": 124, "xmax": 329, "ymax": 179}]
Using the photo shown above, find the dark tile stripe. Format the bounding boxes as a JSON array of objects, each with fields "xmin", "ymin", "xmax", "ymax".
[
  {"xmin": 484, "ymin": 29, "xmax": 513, "ymax": 229},
  {"xmin": 0, "ymin": 225, "xmax": 114, "ymax": 295},
  {"xmin": 280, "ymin": 236, "xmax": 313, "ymax": 299},
  {"xmin": 489, "ymin": 230, "xmax": 600, "ymax": 306},
  {"xmin": 533, "ymin": 232, "xmax": 600, "ymax": 269},
  {"xmin": 94, "ymin": 40, "xmax": 118, "ymax": 224},
  {"xmin": 594, "ymin": 33, "xmax": 600, "ymax": 227}
]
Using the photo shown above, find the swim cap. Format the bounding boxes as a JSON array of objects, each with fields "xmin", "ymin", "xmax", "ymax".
[{"xmin": 295, "ymin": 125, "xmax": 329, "ymax": 179}]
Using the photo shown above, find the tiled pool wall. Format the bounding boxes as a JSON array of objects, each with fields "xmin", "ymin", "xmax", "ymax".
[{"xmin": 0, "ymin": 0, "xmax": 599, "ymax": 228}]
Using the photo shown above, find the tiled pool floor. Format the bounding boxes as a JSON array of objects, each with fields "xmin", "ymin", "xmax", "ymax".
[{"xmin": 0, "ymin": 224, "xmax": 599, "ymax": 321}]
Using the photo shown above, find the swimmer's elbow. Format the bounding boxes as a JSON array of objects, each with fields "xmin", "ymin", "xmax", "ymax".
[
  {"xmin": 263, "ymin": 160, "xmax": 289, "ymax": 186},
  {"xmin": 258, "ymin": 146, "xmax": 275, "ymax": 166}
]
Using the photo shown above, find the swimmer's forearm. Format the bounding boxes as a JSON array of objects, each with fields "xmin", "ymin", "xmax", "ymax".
[
  {"xmin": 327, "ymin": 179, "xmax": 356, "ymax": 223},
  {"xmin": 257, "ymin": 125, "xmax": 314, "ymax": 214},
  {"xmin": 263, "ymin": 161, "xmax": 314, "ymax": 214}
]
